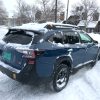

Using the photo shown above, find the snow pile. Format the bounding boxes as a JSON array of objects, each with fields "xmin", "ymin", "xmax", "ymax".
[
  {"xmin": 88, "ymin": 33, "xmax": 100, "ymax": 43},
  {"xmin": 0, "ymin": 26, "xmax": 8, "ymax": 40},
  {"xmin": 0, "ymin": 25, "xmax": 8, "ymax": 29}
]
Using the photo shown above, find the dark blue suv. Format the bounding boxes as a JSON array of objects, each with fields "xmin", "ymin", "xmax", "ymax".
[{"xmin": 0, "ymin": 23, "xmax": 100, "ymax": 92}]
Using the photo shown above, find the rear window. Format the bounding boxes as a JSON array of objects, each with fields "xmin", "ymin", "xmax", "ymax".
[{"xmin": 3, "ymin": 30, "xmax": 40, "ymax": 45}]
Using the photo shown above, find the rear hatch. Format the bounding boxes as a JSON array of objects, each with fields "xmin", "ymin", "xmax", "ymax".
[{"xmin": 0, "ymin": 29, "xmax": 41, "ymax": 70}]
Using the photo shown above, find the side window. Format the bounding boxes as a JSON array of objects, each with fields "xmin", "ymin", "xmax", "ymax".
[
  {"xmin": 79, "ymin": 33, "xmax": 92, "ymax": 43},
  {"xmin": 48, "ymin": 32, "xmax": 63, "ymax": 44},
  {"xmin": 63, "ymin": 31, "xmax": 79, "ymax": 44}
]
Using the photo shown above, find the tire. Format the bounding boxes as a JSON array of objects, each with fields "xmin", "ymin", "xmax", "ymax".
[
  {"xmin": 91, "ymin": 51, "xmax": 100, "ymax": 68},
  {"xmin": 97, "ymin": 49, "xmax": 100, "ymax": 61},
  {"xmin": 97, "ymin": 54, "xmax": 100, "ymax": 61},
  {"xmin": 52, "ymin": 64, "xmax": 70, "ymax": 92},
  {"xmin": 96, "ymin": 51, "xmax": 100, "ymax": 62}
]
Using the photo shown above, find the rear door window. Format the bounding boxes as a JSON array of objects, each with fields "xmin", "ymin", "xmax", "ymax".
[
  {"xmin": 48, "ymin": 32, "xmax": 63, "ymax": 44},
  {"xmin": 63, "ymin": 31, "xmax": 79, "ymax": 44}
]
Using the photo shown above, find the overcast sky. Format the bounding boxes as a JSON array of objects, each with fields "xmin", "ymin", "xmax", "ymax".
[{"xmin": 1, "ymin": 0, "xmax": 100, "ymax": 17}]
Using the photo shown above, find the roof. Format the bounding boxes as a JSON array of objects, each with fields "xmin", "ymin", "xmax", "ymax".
[
  {"xmin": 10, "ymin": 22, "xmax": 79, "ymax": 32},
  {"xmin": 11, "ymin": 23, "xmax": 47, "ymax": 31},
  {"xmin": 77, "ymin": 20, "xmax": 98, "ymax": 28}
]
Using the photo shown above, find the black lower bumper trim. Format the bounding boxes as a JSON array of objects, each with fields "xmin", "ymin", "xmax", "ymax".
[{"xmin": 0, "ymin": 65, "xmax": 20, "ymax": 80}]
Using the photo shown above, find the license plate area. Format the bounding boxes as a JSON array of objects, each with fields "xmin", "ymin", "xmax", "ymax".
[{"xmin": 2, "ymin": 52, "xmax": 12, "ymax": 61}]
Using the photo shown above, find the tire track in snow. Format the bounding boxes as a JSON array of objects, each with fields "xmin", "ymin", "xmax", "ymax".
[{"xmin": 0, "ymin": 62, "xmax": 100, "ymax": 100}]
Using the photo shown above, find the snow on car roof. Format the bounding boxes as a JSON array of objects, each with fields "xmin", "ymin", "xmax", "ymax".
[
  {"xmin": 10, "ymin": 23, "xmax": 46, "ymax": 31},
  {"xmin": 10, "ymin": 22, "xmax": 78, "ymax": 32}
]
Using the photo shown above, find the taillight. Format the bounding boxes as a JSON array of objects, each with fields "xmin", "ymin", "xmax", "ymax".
[
  {"xmin": 17, "ymin": 49, "xmax": 35, "ymax": 58},
  {"xmin": 16, "ymin": 49, "xmax": 44, "ymax": 58}
]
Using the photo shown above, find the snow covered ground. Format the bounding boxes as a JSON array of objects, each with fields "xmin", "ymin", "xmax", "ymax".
[
  {"xmin": 0, "ymin": 62, "xmax": 100, "ymax": 100},
  {"xmin": 0, "ymin": 27, "xmax": 100, "ymax": 100},
  {"xmin": 0, "ymin": 26, "xmax": 8, "ymax": 39},
  {"xmin": 88, "ymin": 33, "xmax": 100, "ymax": 43}
]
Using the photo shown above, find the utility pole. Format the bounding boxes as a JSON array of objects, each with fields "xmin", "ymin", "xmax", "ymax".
[
  {"xmin": 55, "ymin": 0, "xmax": 57, "ymax": 23},
  {"xmin": 66, "ymin": 0, "xmax": 69, "ymax": 21}
]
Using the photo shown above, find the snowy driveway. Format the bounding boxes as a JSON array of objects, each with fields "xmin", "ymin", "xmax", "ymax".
[
  {"xmin": 0, "ymin": 27, "xmax": 100, "ymax": 100},
  {"xmin": 0, "ymin": 62, "xmax": 100, "ymax": 100}
]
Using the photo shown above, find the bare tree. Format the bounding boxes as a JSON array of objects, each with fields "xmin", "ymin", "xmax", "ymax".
[
  {"xmin": 15, "ymin": 0, "xmax": 64, "ymax": 25},
  {"xmin": 15, "ymin": 0, "xmax": 31, "ymax": 25},
  {"xmin": 35, "ymin": 10, "xmax": 42, "ymax": 21},
  {"xmin": 38, "ymin": 0, "xmax": 64, "ymax": 22},
  {"xmin": 0, "ymin": 0, "xmax": 8, "ymax": 25},
  {"xmin": 38, "ymin": 0, "xmax": 49, "ymax": 20},
  {"xmin": 15, "ymin": 0, "xmax": 39, "ymax": 25},
  {"xmin": 49, "ymin": 0, "xmax": 64, "ymax": 21},
  {"xmin": 71, "ymin": 0, "xmax": 99, "ymax": 30},
  {"xmin": 31, "ymin": 5, "xmax": 41, "ymax": 22}
]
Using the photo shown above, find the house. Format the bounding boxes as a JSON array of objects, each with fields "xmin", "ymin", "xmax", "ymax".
[
  {"xmin": 66, "ymin": 15, "xmax": 80, "ymax": 25},
  {"xmin": 77, "ymin": 20, "xmax": 100, "ymax": 33}
]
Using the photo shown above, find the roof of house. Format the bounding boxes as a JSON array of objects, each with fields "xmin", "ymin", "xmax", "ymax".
[{"xmin": 77, "ymin": 20, "xmax": 98, "ymax": 28}]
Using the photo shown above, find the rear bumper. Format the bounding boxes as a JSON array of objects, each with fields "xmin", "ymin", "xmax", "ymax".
[
  {"xmin": 0, "ymin": 60, "xmax": 22, "ymax": 80},
  {"xmin": 0, "ymin": 60, "xmax": 37, "ymax": 82},
  {"xmin": 0, "ymin": 60, "xmax": 53, "ymax": 82}
]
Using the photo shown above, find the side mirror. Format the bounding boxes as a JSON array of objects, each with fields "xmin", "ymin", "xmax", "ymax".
[{"xmin": 94, "ymin": 40, "xmax": 98, "ymax": 44}]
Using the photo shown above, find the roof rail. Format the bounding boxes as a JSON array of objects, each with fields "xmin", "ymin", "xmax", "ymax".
[{"xmin": 44, "ymin": 23, "xmax": 79, "ymax": 29}]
